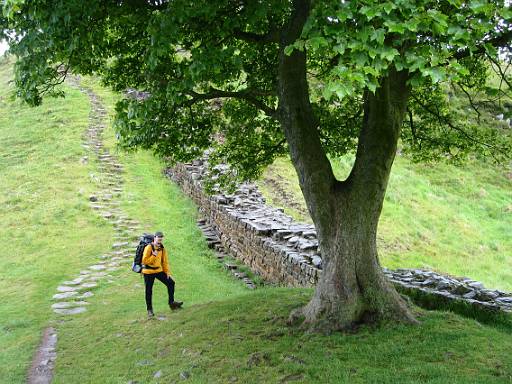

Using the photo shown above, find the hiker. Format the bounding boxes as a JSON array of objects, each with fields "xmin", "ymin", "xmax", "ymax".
[{"xmin": 142, "ymin": 231, "xmax": 183, "ymax": 318}]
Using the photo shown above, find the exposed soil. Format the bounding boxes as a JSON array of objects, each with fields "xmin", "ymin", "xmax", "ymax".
[
  {"xmin": 27, "ymin": 327, "xmax": 57, "ymax": 384},
  {"xmin": 261, "ymin": 169, "xmax": 310, "ymax": 220}
]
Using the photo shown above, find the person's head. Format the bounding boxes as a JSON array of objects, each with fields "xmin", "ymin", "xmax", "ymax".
[{"xmin": 154, "ymin": 231, "xmax": 164, "ymax": 246}]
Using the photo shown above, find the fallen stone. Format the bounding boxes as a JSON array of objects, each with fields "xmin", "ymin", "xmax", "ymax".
[{"xmin": 154, "ymin": 370, "xmax": 163, "ymax": 379}]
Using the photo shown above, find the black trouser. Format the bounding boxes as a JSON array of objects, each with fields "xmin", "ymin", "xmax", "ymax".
[{"xmin": 143, "ymin": 272, "xmax": 175, "ymax": 311}]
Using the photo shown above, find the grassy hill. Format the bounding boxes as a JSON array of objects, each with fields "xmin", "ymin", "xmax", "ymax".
[{"xmin": 1, "ymin": 57, "xmax": 512, "ymax": 383}]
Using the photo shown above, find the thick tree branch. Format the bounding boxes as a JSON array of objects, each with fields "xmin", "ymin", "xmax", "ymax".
[
  {"xmin": 277, "ymin": 0, "xmax": 341, "ymax": 234},
  {"xmin": 349, "ymin": 70, "xmax": 410, "ymax": 205},
  {"xmin": 186, "ymin": 87, "xmax": 278, "ymax": 118}
]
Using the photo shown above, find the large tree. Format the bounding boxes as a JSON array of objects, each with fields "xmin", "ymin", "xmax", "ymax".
[{"xmin": 2, "ymin": 0, "xmax": 511, "ymax": 331}]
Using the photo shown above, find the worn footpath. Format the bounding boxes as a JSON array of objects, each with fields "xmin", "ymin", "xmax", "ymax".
[{"xmin": 28, "ymin": 77, "xmax": 140, "ymax": 384}]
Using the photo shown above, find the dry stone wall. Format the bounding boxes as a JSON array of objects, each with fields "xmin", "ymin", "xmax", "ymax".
[{"xmin": 166, "ymin": 158, "xmax": 512, "ymax": 315}]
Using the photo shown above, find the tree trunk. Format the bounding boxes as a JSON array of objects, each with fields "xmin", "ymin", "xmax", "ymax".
[{"xmin": 278, "ymin": 0, "xmax": 417, "ymax": 332}]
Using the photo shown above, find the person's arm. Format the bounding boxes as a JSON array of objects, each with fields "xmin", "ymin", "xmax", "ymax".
[
  {"xmin": 142, "ymin": 244, "xmax": 159, "ymax": 266},
  {"xmin": 162, "ymin": 248, "xmax": 171, "ymax": 276}
]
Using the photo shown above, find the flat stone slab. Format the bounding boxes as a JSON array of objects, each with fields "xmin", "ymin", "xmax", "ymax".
[
  {"xmin": 53, "ymin": 291, "xmax": 78, "ymax": 300},
  {"xmin": 89, "ymin": 264, "xmax": 106, "ymax": 271},
  {"xmin": 51, "ymin": 301, "xmax": 89, "ymax": 309},
  {"xmin": 112, "ymin": 241, "xmax": 129, "ymax": 248},
  {"xmin": 53, "ymin": 307, "xmax": 87, "ymax": 315},
  {"xmin": 79, "ymin": 282, "xmax": 98, "ymax": 289},
  {"xmin": 56, "ymin": 286, "xmax": 78, "ymax": 293},
  {"xmin": 61, "ymin": 277, "xmax": 85, "ymax": 285}
]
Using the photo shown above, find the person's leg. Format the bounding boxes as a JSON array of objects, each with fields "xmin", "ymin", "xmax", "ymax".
[
  {"xmin": 155, "ymin": 272, "xmax": 175, "ymax": 305},
  {"xmin": 143, "ymin": 273, "xmax": 156, "ymax": 312}
]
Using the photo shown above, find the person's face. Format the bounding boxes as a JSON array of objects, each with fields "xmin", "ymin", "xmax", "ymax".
[{"xmin": 155, "ymin": 236, "xmax": 163, "ymax": 246}]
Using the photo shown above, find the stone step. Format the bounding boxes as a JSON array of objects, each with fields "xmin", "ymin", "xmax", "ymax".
[
  {"xmin": 51, "ymin": 301, "xmax": 89, "ymax": 309},
  {"xmin": 53, "ymin": 307, "xmax": 87, "ymax": 315}
]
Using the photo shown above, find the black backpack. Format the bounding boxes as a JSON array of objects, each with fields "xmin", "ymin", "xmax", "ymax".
[{"xmin": 132, "ymin": 233, "xmax": 155, "ymax": 273}]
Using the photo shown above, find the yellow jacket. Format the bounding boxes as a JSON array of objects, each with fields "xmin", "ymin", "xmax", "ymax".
[{"xmin": 142, "ymin": 243, "xmax": 170, "ymax": 275}]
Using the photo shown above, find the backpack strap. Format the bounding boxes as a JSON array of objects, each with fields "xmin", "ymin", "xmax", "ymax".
[{"xmin": 142, "ymin": 244, "xmax": 161, "ymax": 270}]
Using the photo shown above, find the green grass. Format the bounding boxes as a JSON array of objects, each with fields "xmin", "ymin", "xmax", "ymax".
[
  {"xmin": 53, "ymin": 289, "xmax": 512, "ymax": 384},
  {"xmin": 258, "ymin": 154, "xmax": 512, "ymax": 292},
  {"xmin": 2, "ymin": 58, "xmax": 512, "ymax": 383},
  {"xmin": 0, "ymin": 57, "xmax": 115, "ymax": 382}
]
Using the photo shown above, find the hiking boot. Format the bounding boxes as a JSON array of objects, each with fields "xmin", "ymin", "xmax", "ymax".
[
  {"xmin": 169, "ymin": 301, "xmax": 183, "ymax": 310},
  {"xmin": 147, "ymin": 310, "xmax": 155, "ymax": 318}
]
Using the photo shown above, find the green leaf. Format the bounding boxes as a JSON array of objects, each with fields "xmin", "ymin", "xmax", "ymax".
[
  {"xmin": 353, "ymin": 52, "xmax": 368, "ymax": 67},
  {"xmin": 284, "ymin": 45, "xmax": 294, "ymax": 56},
  {"xmin": 360, "ymin": 5, "xmax": 382, "ymax": 20},
  {"xmin": 384, "ymin": 20, "xmax": 405, "ymax": 34},
  {"xmin": 424, "ymin": 67, "xmax": 446, "ymax": 83},
  {"xmin": 383, "ymin": 2, "xmax": 396, "ymax": 15},
  {"xmin": 379, "ymin": 46, "xmax": 399, "ymax": 62},
  {"xmin": 469, "ymin": 0, "xmax": 490, "ymax": 13},
  {"xmin": 366, "ymin": 80, "xmax": 377, "ymax": 93},
  {"xmin": 370, "ymin": 28, "xmax": 386, "ymax": 45},
  {"xmin": 307, "ymin": 36, "xmax": 328, "ymax": 50}
]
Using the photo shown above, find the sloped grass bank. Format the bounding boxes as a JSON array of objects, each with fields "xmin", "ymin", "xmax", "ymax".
[
  {"xmin": 53, "ymin": 288, "xmax": 512, "ymax": 384},
  {"xmin": 258, "ymin": 156, "xmax": 512, "ymax": 292},
  {"xmin": 0, "ymin": 59, "xmax": 115, "ymax": 382}
]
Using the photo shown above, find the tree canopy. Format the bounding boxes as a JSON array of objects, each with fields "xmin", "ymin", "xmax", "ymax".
[{"xmin": 2, "ymin": 1, "xmax": 511, "ymax": 178}]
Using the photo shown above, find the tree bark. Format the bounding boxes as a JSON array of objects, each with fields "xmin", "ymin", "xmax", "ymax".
[{"xmin": 278, "ymin": 0, "xmax": 417, "ymax": 332}]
